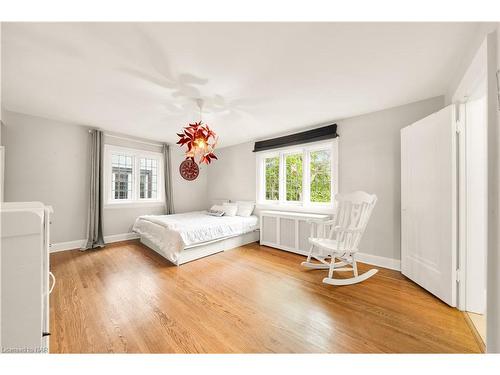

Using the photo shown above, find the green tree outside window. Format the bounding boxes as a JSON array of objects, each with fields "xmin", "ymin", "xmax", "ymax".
[
  {"xmin": 310, "ymin": 150, "xmax": 331, "ymax": 203},
  {"xmin": 265, "ymin": 156, "xmax": 279, "ymax": 200}
]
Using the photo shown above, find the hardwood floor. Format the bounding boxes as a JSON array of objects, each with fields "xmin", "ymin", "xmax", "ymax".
[{"xmin": 49, "ymin": 240, "xmax": 481, "ymax": 353}]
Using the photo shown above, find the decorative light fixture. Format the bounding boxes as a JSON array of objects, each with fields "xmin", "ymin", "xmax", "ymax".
[
  {"xmin": 176, "ymin": 121, "xmax": 218, "ymax": 164},
  {"xmin": 177, "ymin": 99, "xmax": 218, "ymax": 181}
]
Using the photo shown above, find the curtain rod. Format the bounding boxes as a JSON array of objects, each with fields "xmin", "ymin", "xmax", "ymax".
[{"xmin": 88, "ymin": 130, "xmax": 165, "ymax": 148}]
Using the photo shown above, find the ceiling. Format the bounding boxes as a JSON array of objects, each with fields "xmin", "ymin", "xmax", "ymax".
[{"xmin": 1, "ymin": 22, "xmax": 479, "ymax": 147}]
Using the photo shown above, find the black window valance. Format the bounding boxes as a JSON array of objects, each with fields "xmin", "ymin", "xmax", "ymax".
[{"xmin": 253, "ymin": 124, "xmax": 338, "ymax": 153}]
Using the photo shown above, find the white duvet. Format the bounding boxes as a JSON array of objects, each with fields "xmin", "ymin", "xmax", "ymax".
[{"xmin": 132, "ymin": 211, "xmax": 259, "ymax": 263}]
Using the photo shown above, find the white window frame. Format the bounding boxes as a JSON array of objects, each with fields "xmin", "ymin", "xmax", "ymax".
[
  {"xmin": 104, "ymin": 144, "xmax": 165, "ymax": 208},
  {"xmin": 256, "ymin": 139, "xmax": 338, "ymax": 211}
]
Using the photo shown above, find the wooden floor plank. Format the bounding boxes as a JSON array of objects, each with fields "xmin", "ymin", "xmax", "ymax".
[{"xmin": 49, "ymin": 241, "xmax": 481, "ymax": 353}]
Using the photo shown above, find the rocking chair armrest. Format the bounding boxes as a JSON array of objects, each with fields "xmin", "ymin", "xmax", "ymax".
[
  {"xmin": 330, "ymin": 227, "xmax": 363, "ymax": 234},
  {"xmin": 306, "ymin": 219, "xmax": 335, "ymax": 226}
]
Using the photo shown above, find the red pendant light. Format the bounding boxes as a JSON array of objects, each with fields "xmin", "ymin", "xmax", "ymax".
[{"xmin": 176, "ymin": 99, "xmax": 218, "ymax": 165}]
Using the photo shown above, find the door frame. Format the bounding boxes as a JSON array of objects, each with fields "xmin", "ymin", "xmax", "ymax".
[
  {"xmin": 457, "ymin": 103, "xmax": 467, "ymax": 311},
  {"xmin": 453, "ymin": 38, "xmax": 488, "ymax": 312}
]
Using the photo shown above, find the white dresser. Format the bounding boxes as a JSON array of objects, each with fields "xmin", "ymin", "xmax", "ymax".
[
  {"xmin": 0, "ymin": 202, "xmax": 53, "ymax": 353},
  {"xmin": 260, "ymin": 210, "xmax": 330, "ymax": 256}
]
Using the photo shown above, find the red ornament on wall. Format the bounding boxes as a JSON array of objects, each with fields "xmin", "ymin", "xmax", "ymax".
[{"xmin": 179, "ymin": 159, "xmax": 200, "ymax": 181}]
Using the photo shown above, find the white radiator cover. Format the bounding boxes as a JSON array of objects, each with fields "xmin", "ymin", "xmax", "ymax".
[
  {"xmin": 260, "ymin": 210, "xmax": 330, "ymax": 255},
  {"xmin": 259, "ymin": 210, "xmax": 401, "ymax": 271}
]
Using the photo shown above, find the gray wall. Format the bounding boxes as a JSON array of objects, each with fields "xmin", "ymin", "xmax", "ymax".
[
  {"xmin": 338, "ymin": 96, "xmax": 444, "ymax": 260},
  {"xmin": 208, "ymin": 96, "xmax": 445, "ymax": 261},
  {"xmin": 487, "ymin": 26, "xmax": 500, "ymax": 353},
  {"xmin": 1, "ymin": 110, "xmax": 208, "ymax": 243},
  {"xmin": 1, "ymin": 111, "xmax": 89, "ymax": 243},
  {"xmin": 170, "ymin": 147, "xmax": 209, "ymax": 212},
  {"xmin": 207, "ymin": 141, "xmax": 256, "ymax": 204}
]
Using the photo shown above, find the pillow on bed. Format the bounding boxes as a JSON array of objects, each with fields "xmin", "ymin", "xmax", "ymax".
[
  {"xmin": 222, "ymin": 202, "xmax": 238, "ymax": 217},
  {"xmin": 210, "ymin": 204, "xmax": 225, "ymax": 212},
  {"xmin": 235, "ymin": 201, "xmax": 255, "ymax": 217},
  {"xmin": 207, "ymin": 205, "xmax": 225, "ymax": 217},
  {"xmin": 207, "ymin": 209, "xmax": 225, "ymax": 217}
]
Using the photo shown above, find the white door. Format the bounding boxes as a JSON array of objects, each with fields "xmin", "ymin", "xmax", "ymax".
[{"xmin": 401, "ymin": 105, "xmax": 458, "ymax": 307}]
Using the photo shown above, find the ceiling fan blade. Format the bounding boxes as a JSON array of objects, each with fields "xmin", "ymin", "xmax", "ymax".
[
  {"xmin": 119, "ymin": 66, "xmax": 176, "ymax": 89},
  {"xmin": 133, "ymin": 26, "xmax": 175, "ymax": 82},
  {"xmin": 178, "ymin": 73, "xmax": 208, "ymax": 85}
]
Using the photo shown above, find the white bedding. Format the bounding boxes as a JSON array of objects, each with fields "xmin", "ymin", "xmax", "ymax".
[{"xmin": 132, "ymin": 211, "xmax": 259, "ymax": 263}]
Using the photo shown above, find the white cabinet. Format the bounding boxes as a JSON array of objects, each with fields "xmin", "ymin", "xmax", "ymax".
[
  {"xmin": 260, "ymin": 210, "xmax": 330, "ymax": 255},
  {"xmin": 1, "ymin": 202, "xmax": 53, "ymax": 353}
]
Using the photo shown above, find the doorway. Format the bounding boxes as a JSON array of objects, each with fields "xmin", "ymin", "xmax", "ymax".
[{"xmin": 454, "ymin": 39, "xmax": 488, "ymax": 349}]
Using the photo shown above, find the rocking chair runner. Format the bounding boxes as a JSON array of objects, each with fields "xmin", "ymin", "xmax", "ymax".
[{"xmin": 301, "ymin": 191, "xmax": 378, "ymax": 285}]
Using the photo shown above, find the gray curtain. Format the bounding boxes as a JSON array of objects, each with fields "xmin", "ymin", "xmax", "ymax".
[
  {"xmin": 82, "ymin": 129, "xmax": 105, "ymax": 250},
  {"xmin": 163, "ymin": 143, "xmax": 175, "ymax": 214}
]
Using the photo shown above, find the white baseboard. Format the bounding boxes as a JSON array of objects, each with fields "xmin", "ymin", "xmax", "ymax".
[
  {"xmin": 356, "ymin": 252, "xmax": 401, "ymax": 271},
  {"xmin": 49, "ymin": 239, "xmax": 86, "ymax": 253},
  {"xmin": 260, "ymin": 242, "xmax": 401, "ymax": 272},
  {"xmin": 50, "ymin": 232, "xmax": 139, "ymax": 253},
  {"xmin": 104, "ymin": 232, "xmax": 140, "ymax": 243}
]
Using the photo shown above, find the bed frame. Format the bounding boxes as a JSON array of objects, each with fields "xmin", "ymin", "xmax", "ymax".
[{"xmin": 140, "ymin": 230, "xmax": 260, "ymax": 266}]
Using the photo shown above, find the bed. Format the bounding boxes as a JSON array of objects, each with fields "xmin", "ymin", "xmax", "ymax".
[{"xmin": 132, "ymin": 210, "xmax": 259, "ymax": 265}]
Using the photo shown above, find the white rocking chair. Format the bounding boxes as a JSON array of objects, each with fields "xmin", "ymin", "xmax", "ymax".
[{"xmin": 301, "ymin": 191, "xmax": 378, "ymax": 286}]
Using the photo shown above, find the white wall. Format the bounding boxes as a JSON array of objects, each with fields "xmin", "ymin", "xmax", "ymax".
[
  {"xmin": 0, "ymin": 110, "xmax": 208, "ymax": 244},
  {"xmin": 208, "ymin": 96, "xmax": 445, "ymax": 261}
]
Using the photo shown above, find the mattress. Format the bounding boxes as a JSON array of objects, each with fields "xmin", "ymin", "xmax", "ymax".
[{"xmin": 132, "ymin": 211, "xmax": 259, "ymax": 263}]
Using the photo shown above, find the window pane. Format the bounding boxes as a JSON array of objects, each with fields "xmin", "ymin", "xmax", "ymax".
[
  {"xmin": 140, "ymin": 158, "xmax": 158, "ymax": 199},
  {"xmin": 285, "ymin": 153, "xmax": 303, "ymax": 202},
  {"xmin": 264, "ymin": 156, "xmax": 279, "ymax": 201},
  {"xmin": 111, "ymin": 153, "xmax": 133, "ymax": 200},
  {"xmin": 310, "ymin": 150, "xmax": 331, "ymax": 203}
]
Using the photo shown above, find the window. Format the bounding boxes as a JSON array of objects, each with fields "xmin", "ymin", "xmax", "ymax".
[
  {"xmin": 105, "ymin": 145, "xmax": 164, "ymax": 206},
  {"xmin": 139, "ymin": 158, "xmax": 158, "ymax": 199},
  {"xmin": 111, "ymin": 154, "xmax": 133, "ymax": 200},
  {"xmin": 310, "ymin": 150, "xmax": 331, "ymax": 203},
  {"xmin": 285, "ymin": 153, "xmax": 303, "ymax": 202},
  {"xmin": 257, "ymin": 141, "xmax": 337, "ymax": 208},
  {"xmin": 264, "ymin": 156, "xmax": 280, "ymax": 201}
]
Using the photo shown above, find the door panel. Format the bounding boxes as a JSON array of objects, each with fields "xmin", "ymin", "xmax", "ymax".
[{"xmin": 401, "ymin": 105, "xmax": 457, "ymax": 307}]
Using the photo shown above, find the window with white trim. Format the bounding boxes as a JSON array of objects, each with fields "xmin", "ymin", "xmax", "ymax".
[
  {"xmin": 256, "ymin": 140, "xmax": 337, "ymax": 208},
  {"xmin": 104, "ymin": 145, "xmax": 164, "ymax": 206}
]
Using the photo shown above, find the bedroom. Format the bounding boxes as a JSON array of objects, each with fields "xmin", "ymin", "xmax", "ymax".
[{"xmin": 1, "ymin": 2, "xmax": 500, "ymax": 369}]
